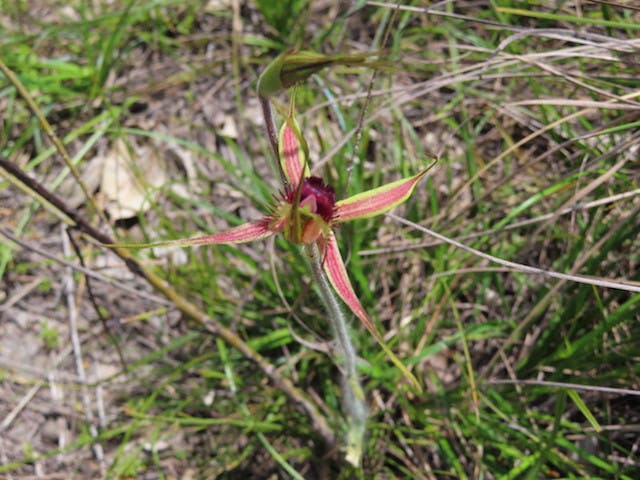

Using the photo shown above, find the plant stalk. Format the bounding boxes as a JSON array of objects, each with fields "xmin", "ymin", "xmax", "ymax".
[
  {"xmin": 259, "ymin": 95, "xmax": 289, "ymax": 186},
  {"xmin": 306, "ymin": 243, "xmax": 368, "ymax": 466}
]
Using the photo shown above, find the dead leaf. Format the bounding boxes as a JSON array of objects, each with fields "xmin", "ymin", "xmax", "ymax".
[{"xmin": 100, "ymin": 137, "xmax": 166, "ymax": 220}]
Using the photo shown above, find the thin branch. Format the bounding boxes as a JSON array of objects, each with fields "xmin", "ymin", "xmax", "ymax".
[
  {"xmin": 489, "ymin": 379, "xmax": 640, "ymax": 396},
  {"xmin": 361, "ymin": 188, "xmax": 640, "ymax": 256},
  {"xmin": 61, "ymin": 226, "xmax": 106, "ymax": 476},
  {"xmin": 65, "ymin": 229, "xmax": 128, "ymax": 369},
  {"xmin": 0, "ymin": 155, "xmax": 336, "ymax": 448},
  {"xmin": 388, "ymin": 212, "xmax": 640, "ymax": 293},
  {"xmin": 0, "ymin": 227, "xmax": 170, "ymax": 306},
  {"xmin": 346, "ymin": 4, "xmax": 397, "ymax": 191},
  {"xmin": 0, "ymin": 58, "xmax": 109, "ymax": 228}
]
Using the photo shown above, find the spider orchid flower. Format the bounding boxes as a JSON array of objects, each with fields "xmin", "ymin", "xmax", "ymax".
[{"xmin": 122, "ymin": 110, "xmax": 432, "ymax": 389}]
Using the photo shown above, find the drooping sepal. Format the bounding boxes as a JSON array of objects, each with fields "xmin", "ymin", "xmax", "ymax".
[
  {"xmin": 322, "ymin": 232, "xmax": 421, "ymax": 391},
  {"xmin": 334, "ymin": 165, "xmax": 434, "ymax": 222},
  {"xmin": 105, "ymin": 219, "xmax": 276, "ymax": 249}
]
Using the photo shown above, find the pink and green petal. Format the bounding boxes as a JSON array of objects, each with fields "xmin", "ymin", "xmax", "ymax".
[
  {"xmin": 278, "ymin": 109, "xmax": 310, "ymax": 185},
  {"xmin": 170, "ymin": 220, "xmax": 276, "ymax": 246},
  {"xmin": 107, "ymin": 220, "xmax": 276, "ymax": 249},
  {"xmin": 334, "ymin": 166, "xmax": 434, "ymax": 223},
  {"xmin": 322, "ymin": 232, "xmax": 421, "ymax": 391}
]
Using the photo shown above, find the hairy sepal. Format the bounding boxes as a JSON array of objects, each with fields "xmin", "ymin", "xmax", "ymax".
[
  {"xmin": 322, "ymin": 232, "xmax": 421, "ymax": 391},
  {"xmin": 105, "ymin": 220, "xmax": 274, "ymax": 249},
  {"xmin": 335, "ymin": 165, "xmax": 434, "ymax": 222}
]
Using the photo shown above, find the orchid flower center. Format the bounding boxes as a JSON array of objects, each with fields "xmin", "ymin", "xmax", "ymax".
[
  {"xmin": 296, "ymin": 176, "xmax": 336, "ymax": 222},
  {"xmin": 276, "ymin": 176, "xmax": 336, "ymax": 244}
]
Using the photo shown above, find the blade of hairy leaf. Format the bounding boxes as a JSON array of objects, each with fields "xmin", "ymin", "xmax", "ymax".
[
  {"xmin": 278, "ymin": 108, "xmax": 310, "ymax": 185},
  {"xmin": 334, "ymin": 164, "xmax": 435, "ymax": 222},
  {"xmin": 279, "ymin": 50, "xmax": 388, "ymax": 86},
  {"xmin": 257, "ymin": 49, "xmax": 391, "ymax": 98},
  {"xmin": 256, "ymin": 50, "xmax": 333, "ymax": 98},
  {"xmin": 105, "ymin": 220, "xmax": 275, "ymax": 249},
  {"xmin": 323, "ymin": 232, "xmax": 421, "ymax": 391},
  {"xmin": 256, "ymin": 49, "xmax": 293, "ymax": 98}
]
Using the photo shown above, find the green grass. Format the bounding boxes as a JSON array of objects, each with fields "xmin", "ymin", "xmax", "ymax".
[{"xmin": 1, "ymin": 0, "xmax": 639, "ymax": 478}]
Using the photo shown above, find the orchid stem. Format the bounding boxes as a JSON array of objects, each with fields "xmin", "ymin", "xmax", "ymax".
[
  {"xmin": 259, "ymin": 95, "xmax": 288, "ymax": 185},
  {"xmin": 306, "ymin": 242, "xmax": 368, "ymax": 466}
]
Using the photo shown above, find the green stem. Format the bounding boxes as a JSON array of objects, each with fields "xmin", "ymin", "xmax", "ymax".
[{"xmin": 306, "ymin": 243, "xmax": 368, "ymax": 466}]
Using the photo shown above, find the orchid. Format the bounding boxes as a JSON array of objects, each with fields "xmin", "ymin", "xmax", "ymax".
[{"xmin": 121, "ymin": 107, "xmax": 431, "ymax": 389}]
